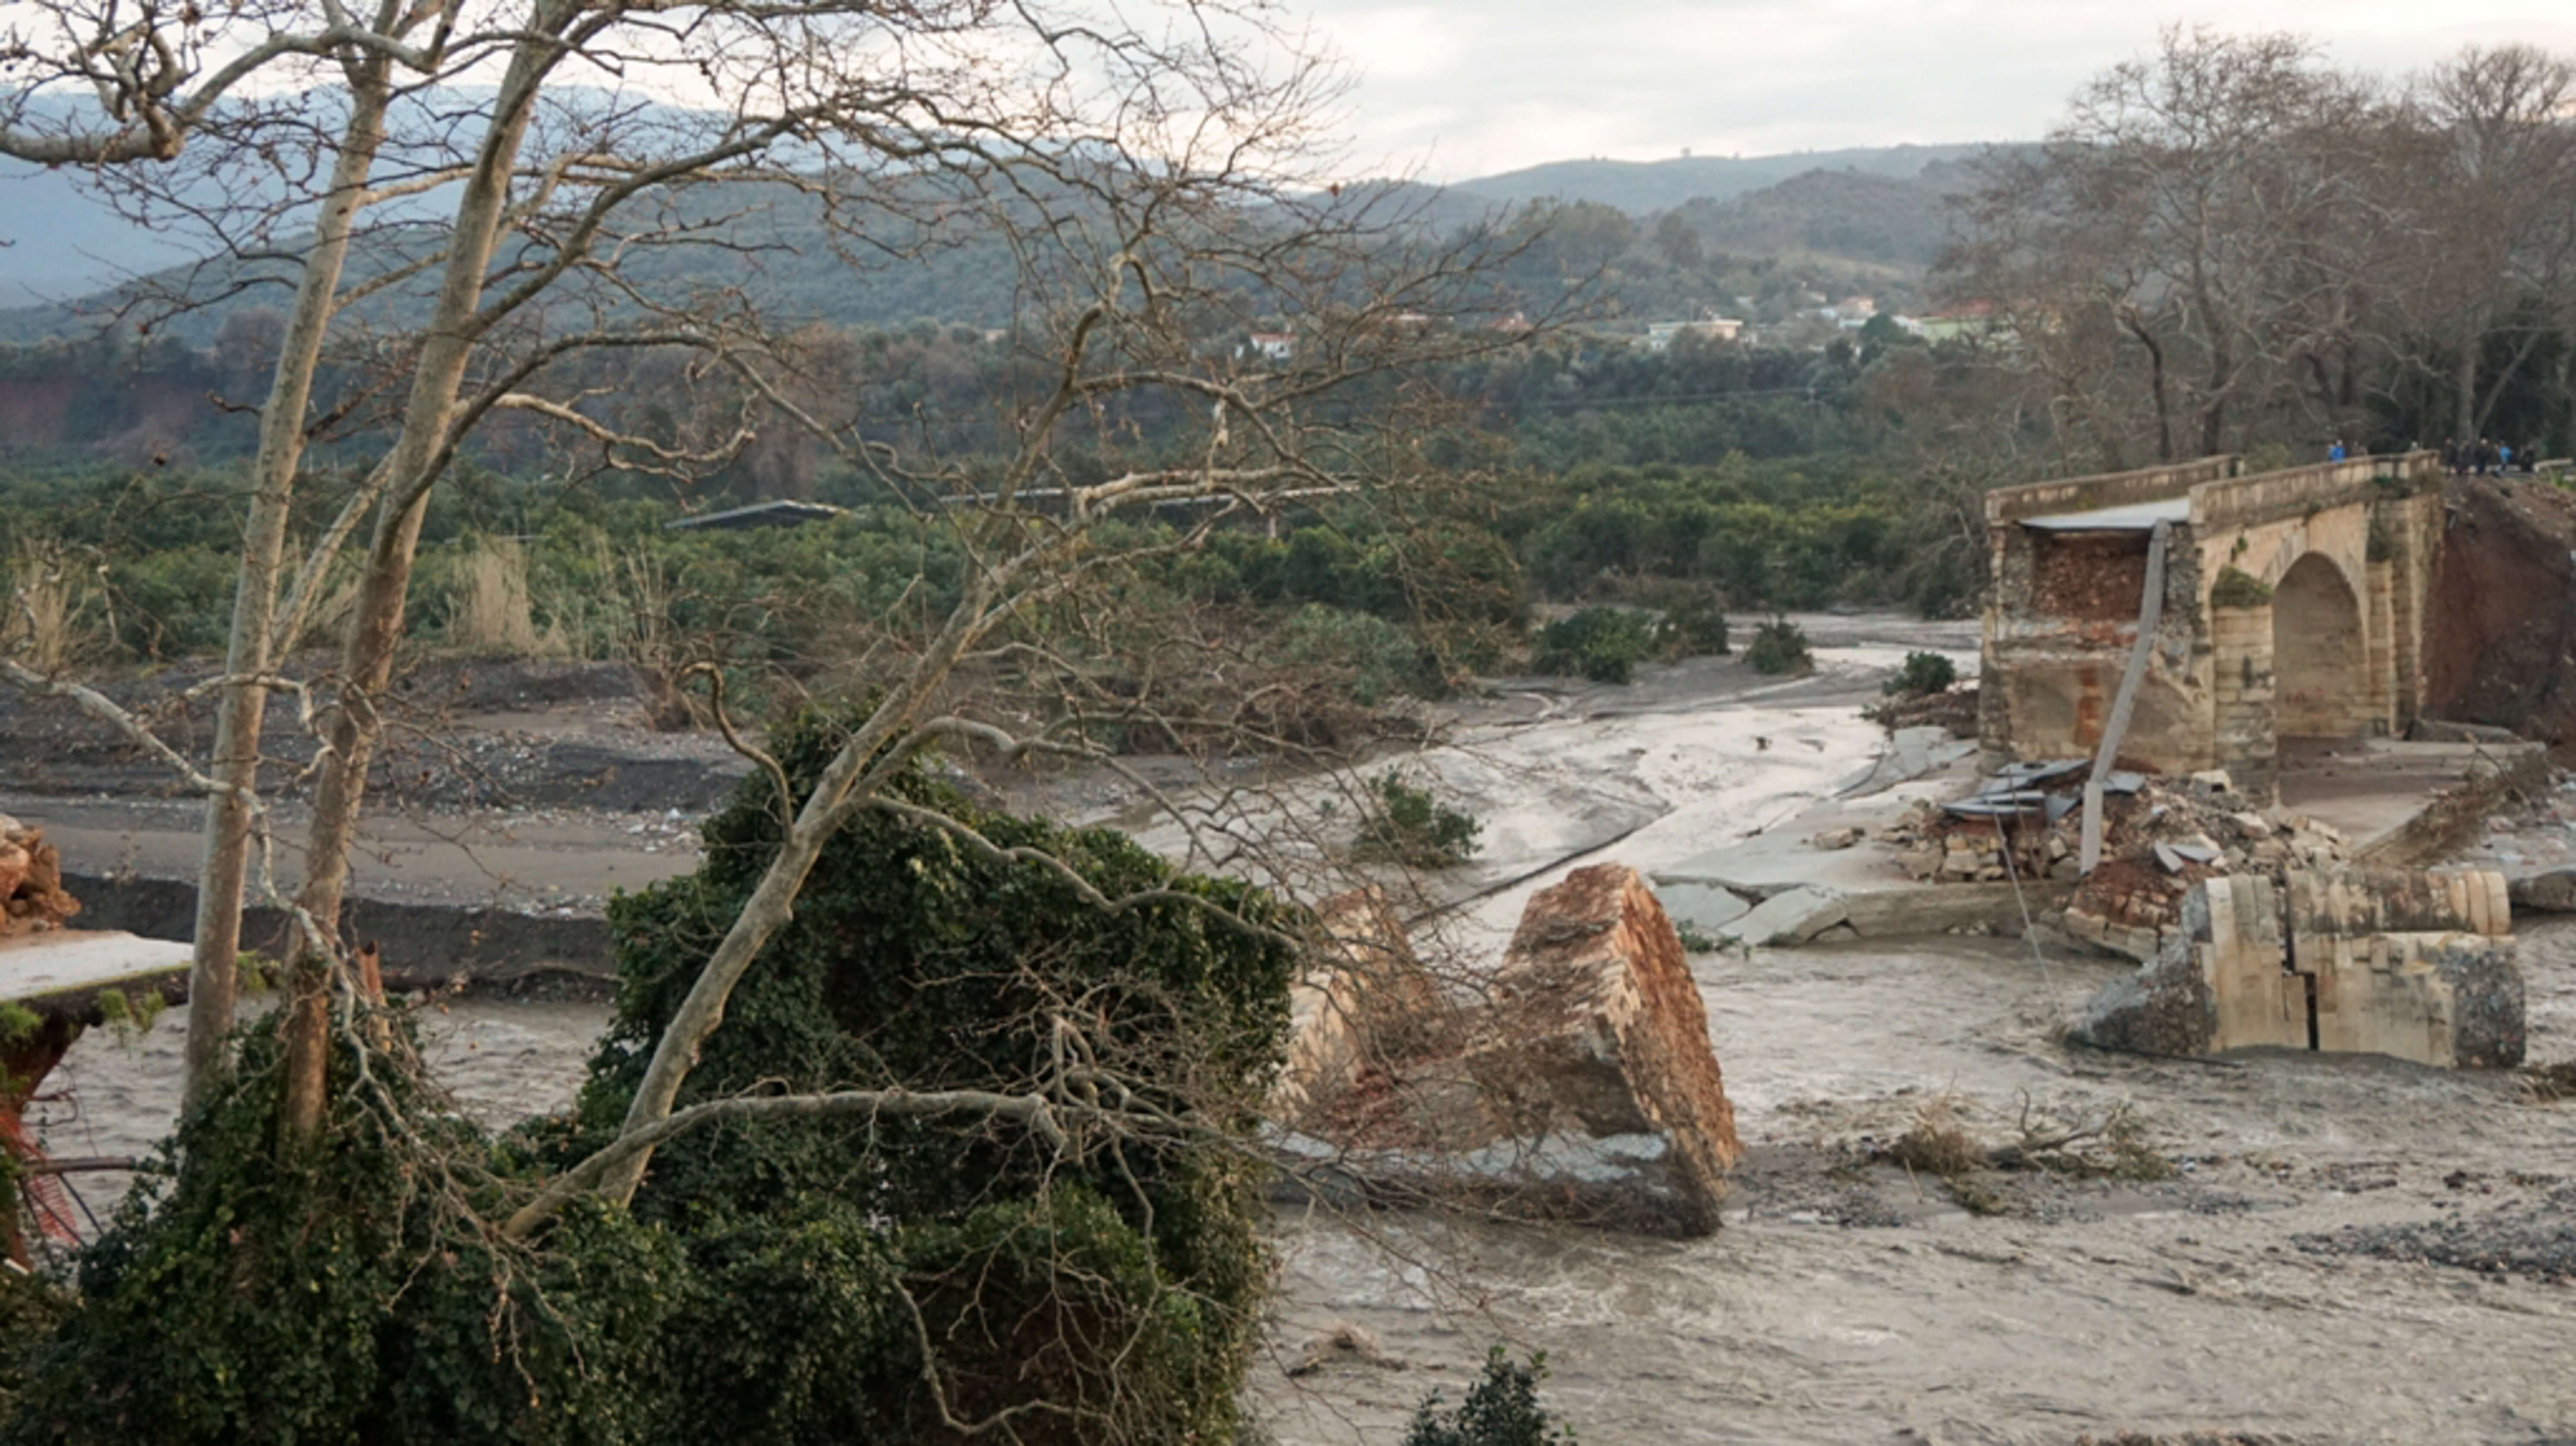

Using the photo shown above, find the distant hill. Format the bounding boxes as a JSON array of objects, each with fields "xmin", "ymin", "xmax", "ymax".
[
  {"xmin": 1668, "ymin": 160, "xmax": 1990, "ymax": 271},
  {"xmin": 0, "ymin": 159, "xmax": 209, "ymax": 308},
  {"xmin": 0, "ymin": 136, "xmax": 2018, "ymax": 321},
  {"xmin": 1446, "ymin": 143, "xmax": 1997, "ymax": 215}
]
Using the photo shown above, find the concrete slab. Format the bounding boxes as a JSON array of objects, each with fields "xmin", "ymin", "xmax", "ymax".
[
  {"xmin": 1653, "ymin": 881, "xmax": 1752, "ymax": 935},
  {"xmin": 0, "ymin": 930, "xmax": 191, "ymax": 1014},
  {"xmin": 1654, "ymin": 750, "xmax": 1978, "ymax": 900},
  {"xmin": 1725, "ymin": 886, "xmax": 1849, "ymax": 946},
  {"xmin": 2018, "ymin": 497, "xmax": 2192, "ymax": 532},
  {"xmin": 1835, "ymin": 725, "xmax": 1979, "ymax": 797}
]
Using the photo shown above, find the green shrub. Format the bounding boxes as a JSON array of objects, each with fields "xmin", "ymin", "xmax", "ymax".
[
  {"xmin": 1657, "ymin": 594, "xmax": 1730, "ymax": 658},
  {"xmin": 575, "ymin": 709, "xmax": 1302, "ymax": 1442},
  {"xmin": 1743, "ymin": 617, "xmax": 1813, "ymax": 676},
  {"xmin": 1274, "ymin": 603, "xmax": 1436, "ymax": 705},
  {"xmin": 1353, "ymin": 771, "xmax": 1483, "ymax": 868},
  {"xmin": 2209, "ymin": 566, "xmax": 2272, "ymax": 609},
  {"xmin": 1401, "ymin": 1348, "xmax": 1576, "ymax": 1446},
  {"xmin": 0, "ymin": 1263, "xmax": 70, "ymax": 1412},
  {"xmin": 5, "ymin": 715, "xmax": 1300, "ymax": 1446},
  {"xmin": 1530, "ymin": 607, "xmax": 1656, "ymax": 684},
  {"xmin": 1883, "ymin": 650, "xmax": 1957, "ymax": 697}
]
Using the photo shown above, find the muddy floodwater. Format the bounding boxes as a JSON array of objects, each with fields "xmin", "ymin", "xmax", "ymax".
[{"xmin": 26, "ymin": 615, "xmax": 2576, "ymax": 1443}]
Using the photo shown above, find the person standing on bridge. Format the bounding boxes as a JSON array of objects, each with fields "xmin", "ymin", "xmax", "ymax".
[
  {"xmin": 2328, "ymin": 438, "xmax": 2347, "ymax": 462},
  {"xmin": 2441, "ymin": 438, "xmax": 2462, "ymax": 473}
]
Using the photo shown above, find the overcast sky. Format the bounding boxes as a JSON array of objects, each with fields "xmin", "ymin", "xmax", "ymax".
[{"xmin": 1296, "ymin": 1, "xmax": 2576, "ymax": 180}]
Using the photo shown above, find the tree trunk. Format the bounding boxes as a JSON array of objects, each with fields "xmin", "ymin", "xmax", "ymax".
[
  {"xmin": 2456, "ymin": 326, "xmax": 2481, "ymax": 442},
  {"xmin": 2123, "ymin": 311, "xmax": 2174, "ymax": 462},
  {"xmin": 184, "ymin": 80, "xmax": 389, "ymax": 1114},
  {"xmin": 279, "ymin": 49, "xmax": 552, "ymax": 1145}
]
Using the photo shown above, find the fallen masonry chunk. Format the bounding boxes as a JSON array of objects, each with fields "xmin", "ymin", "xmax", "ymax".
[
  {"xmin": 1464, "ymin": 865, "xmax": 1743, "ymax": 1231},
  {"xmin": 2508, "ymin": 869, "xmax": 2576, "ymax": 913},
  {"xmin": 0, "ymin": 814, "xmax": 81, "ymax": 935},
  {"xmin": 2072, "ymin": 867, "xmax": 2522, "ymax": 1068},
  {"xmin": 1271, "ymin": 886, "xmax": 1453, "ymax": 1128},
  {"xmin": 1270, "ymin": 864, "xmax": 1741, "ymax": 1236}
]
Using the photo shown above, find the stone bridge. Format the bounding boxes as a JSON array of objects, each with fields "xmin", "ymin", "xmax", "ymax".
[{"xmin": 1979, "ymin": 451, "xmax": 2446, "ymax": 801}]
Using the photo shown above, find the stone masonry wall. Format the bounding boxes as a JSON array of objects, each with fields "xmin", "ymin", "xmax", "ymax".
[
  {"xmin": 2208, "ymin": 603, "xmax": 2278, "ymax": 800},
  {"xmin": 2074, "ymin": 867, "xmax": 2522, "ymax": 1069}
]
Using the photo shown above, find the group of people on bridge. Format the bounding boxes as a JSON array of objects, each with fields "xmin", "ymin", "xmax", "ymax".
[
  {"xmin": 2321, "ymin": 437, "xmax": 2547, "ymax": 475},
  {"xmin": 2437, "ymin": 437, "xmax": 2539, "ymax": 476}
]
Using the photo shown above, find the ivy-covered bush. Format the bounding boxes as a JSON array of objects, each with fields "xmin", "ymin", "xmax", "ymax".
[
  {"xmin": 1, "ymin": 1019, "xmax": 679, "ymax": 1446},
  {"xmin": 565, "ymin": 706, "xmax": 1303, "ymax": 1442},
  {"xmin": 3, "ymin": 710, "xmax": 1300, "ymax": 1446}
]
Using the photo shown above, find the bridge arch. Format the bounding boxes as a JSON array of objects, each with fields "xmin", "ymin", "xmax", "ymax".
[{"xmin": 2272, "ymin": 552, "xmax": 2368, "ymax": 738}]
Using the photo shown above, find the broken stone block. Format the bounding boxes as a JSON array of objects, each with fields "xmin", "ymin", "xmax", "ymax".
[
  {"xmin": 1463, "ymin": 865, "xmax": 1741, "ymax": 1233},
  {"xmin": 1271, "ymin": 865, "xmax": 1741, "ymax": 1237},
  {"xmin": 2190, "ymin": 769, "xmax": 2234, "ymax": 792},
  {"xmin": 1721, "ymin": 885, "xmax": 1849, "ymax": 946},
  {"xmin": 1272, "ymin": 886, "xmax": 1448, "ymax": 1128},
  {"xmin": 1809, "ymin": 826, "xmax": 1863, "ymax": 851},
  {"xmin": 0, "ymin": 814, "xmax": 80, "ymax": 936},
  {"xmin": 2073, "ymin": 868, "xmax": 2523, "ymax": 1068}
]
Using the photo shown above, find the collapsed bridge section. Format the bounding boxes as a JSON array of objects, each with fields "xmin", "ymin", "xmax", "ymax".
[{"xmin": 1979, "ymin": 453, "xmax": 2445, "ymax": 802}]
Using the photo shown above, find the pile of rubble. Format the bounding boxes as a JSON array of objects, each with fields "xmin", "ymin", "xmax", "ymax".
[
  {"xmin": 0, "ymin": 813, "xmax": 80, "ymax": 937},
  {"xmin": 1270, "ymin": 865, "xmax": 1741, "ymax": 1237},
  {"xmin": 1870, "ymin": 764, "xmax": 2355, "ymax": 960}
]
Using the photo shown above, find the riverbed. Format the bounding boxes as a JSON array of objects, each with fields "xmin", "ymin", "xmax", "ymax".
[{"xmin": 26, "ymin": 614, "xmax": 2576, "ymax": 1443}]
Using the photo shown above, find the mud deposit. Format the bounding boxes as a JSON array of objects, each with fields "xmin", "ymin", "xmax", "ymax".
[{"xmin": 21, "ymin": 617, "xmax": 2576, "ymax": 1442}]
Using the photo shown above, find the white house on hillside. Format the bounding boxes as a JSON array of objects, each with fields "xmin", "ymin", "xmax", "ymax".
[{"xmin": 1641, "ymin": 316, "xmax": 1745, "ymax": 351}]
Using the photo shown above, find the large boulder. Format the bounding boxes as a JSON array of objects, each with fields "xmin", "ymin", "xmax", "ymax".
[
  {"xmin": 2508, "ymin": 869, "xmax": 2576, "ymax": 913},
  {"xmin": 2074, "ymin": 867, "xmax": 2522, "ymax": 1068}
]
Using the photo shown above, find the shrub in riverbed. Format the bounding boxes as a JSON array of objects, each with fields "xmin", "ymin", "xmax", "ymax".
[
  {"xmin": 1531, "ymin": 606, "xmax": 1656, "ymax": 684},
  {"xmin": 1353, "ymin": 770, "xmax": 1483, "ymax": 868},
  {"xmin": 1401, "ymin": 1347, "xmax": 1577, "ymax": 1446},
  {"xmin": 1742, "ymin": 617, "xmax": 1813, "ymax": 676},
  {"xmin": 1883, "ymin": 649, "xmax": 1957, "ymax": 698}
]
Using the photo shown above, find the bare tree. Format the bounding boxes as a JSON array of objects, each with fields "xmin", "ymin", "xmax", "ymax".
[
  {"xmin": 2404, "ymin": 44, "xmax": 2576, "ymax": 442},
  {"xmin": 2, "ymin": 0, "xmax": 1542, "ymax": 1164},
  {"xmin": 1940, "ymin": 28, "xmax": 2432, "ymax": 462}
]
